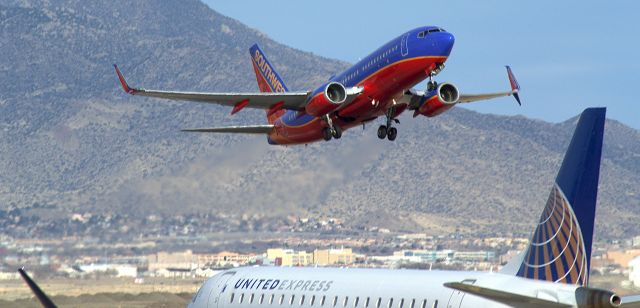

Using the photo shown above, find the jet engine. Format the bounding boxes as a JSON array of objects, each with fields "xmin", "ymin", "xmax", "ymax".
[
  {"xmin": 414, "ymin": 83, "xmax": 459, "ymax": 117},
  {"xmin": 575, "ymin": 287, "xmax": 621, "ymax": 308},
  {"xmin": 305, "ymin": 82, "xmax": 347, "ymax": 117}
]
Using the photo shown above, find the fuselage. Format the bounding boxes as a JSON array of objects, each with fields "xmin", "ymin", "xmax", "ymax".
[
  {"xmin": 267, "ymin": 27, "xmax": 455, "ymax": 145},
  {"xmin": 188, "ymin": 266, "xmax": 582, "ymax": 308}
]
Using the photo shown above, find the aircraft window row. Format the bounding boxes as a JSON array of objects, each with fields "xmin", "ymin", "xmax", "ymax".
[
  {"xmin": 343, "ymin": 69, "xmax": 360, "ymax": 84},
  {"xmin": 229, "ymin": 293, "xmax": 436, "ymax": 308},
  {"xmin": 362, "ymin": 45, "xmax": 399, "ymax": 72}
]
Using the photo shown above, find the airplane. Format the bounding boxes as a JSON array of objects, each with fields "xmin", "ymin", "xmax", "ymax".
[
  {"xmin": 114, "ymin": 26, "xmax": 521, "ymax": 145},
  {"xmin": 18, "ymin": 108, "xmax": 640, "ymax": 307}
]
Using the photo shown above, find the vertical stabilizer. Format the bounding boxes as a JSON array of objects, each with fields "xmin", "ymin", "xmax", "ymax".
[{"xmin": 513, "ymin": 108, "xmax": 605, "ymax": 286}]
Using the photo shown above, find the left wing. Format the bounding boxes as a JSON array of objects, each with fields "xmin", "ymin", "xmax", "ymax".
[
  {"xmin": 114, "ymin": 65, "xmax": 310, "ymax": 111},
  {"xmin": 182, "ymin": 125, "xmax": 274, "ymax": 134},
  {"xmin": 458, "ymin": 66, "xmax": 521, "ymax": 105}
]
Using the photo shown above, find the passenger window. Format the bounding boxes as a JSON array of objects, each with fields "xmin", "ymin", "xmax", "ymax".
[
  {"xmin": 250, "ymin": 294, "xmax": 255, "ymax": 304},
  {"xmin": 388, "ymin": 298, "xmax": 394, "ymax": 308},
  {"xmin": 410, "ymin": 299, "xmax": 415, "ymax": 308},
  {"xmin": 290, "ymin": 295, "xmax": 295, "ymax": 305},
  {"xmin": 260, "ymin": 294, "xmax": 264, "ymax": 304},
  {"xmin": 270, "ymin": 294, "xmax": 275, "ymax": 304},
  {"xmin": 239, "ymin": 293, "xmax": 244, "ymax": 304},
  {"xmin": 432, "ymin": 300, "xmax": 438, "ymax": 308},
  {"xmin": 365, "ymin": 297, "xmax": 370, "ymax": 308},
  {"xmin": 343, "ymin": 296, "xmax": 349, "ymax": 307},
  {"xmin": 301, "ymin": 295, "xmax": 306, "ymax": 305},
  {"xmin": 230, "ymin": 293, "xmax": 235, "ymax": 304},
  {"xmin": 376, "ymin": 298, "xmax": 381, "ymax": 308},
  {"xmin": 311, "ymin": 295, "xmax": 316, "ymax": 306},
  {"xmin": 421, "ymin": 300, "xmax": 426, "ymax": 308},
  {"xmin": 333, "ymin": 296, "xmax": 338, "ymax": 307},
  {"xmin": 354, "ymin": 297, "xmax": 359, "ymax": 307},
  {"xmin": 399, "ymin": 299, "xmax": 404, "ymax": 308},
  {"xmin": 321, "ymin": 296, "xmax": 326, "ymax": 306},
  {"xmin": 280, "ymin": 295, "xmax": 285, "ymax": 305}
]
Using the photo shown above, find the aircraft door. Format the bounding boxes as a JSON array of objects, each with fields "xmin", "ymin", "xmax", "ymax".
[
  {"xmin": 401, "ymin": 33, "xmax": 409, "ymax": 57},
  {"xmin": 208, "ymin": 271, "xmax": 236, "ymax": 308}
]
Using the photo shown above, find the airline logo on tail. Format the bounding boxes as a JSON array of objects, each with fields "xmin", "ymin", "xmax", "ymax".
[
  {"xmin": 250, "ymin": 44, "xmax": 288, "ymax": 93},
  {"xmin": 517, "ymin": 184, "xmax": 589, "ymax": 286}
]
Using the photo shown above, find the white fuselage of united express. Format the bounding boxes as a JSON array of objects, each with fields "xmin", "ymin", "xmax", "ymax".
[{"xmin": 188, "ymin": 266, "xmax": 582, "ymax": 308}]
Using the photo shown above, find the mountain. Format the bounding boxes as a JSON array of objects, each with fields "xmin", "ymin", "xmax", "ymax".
[{"xmin": 1, "ymin": 0, "xmax": 638, "ymax": 240}]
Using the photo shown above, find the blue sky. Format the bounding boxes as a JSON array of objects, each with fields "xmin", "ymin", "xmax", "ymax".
[{"xmin": 204, "ymin": 1, "xmax": 639, "ymax": 129}]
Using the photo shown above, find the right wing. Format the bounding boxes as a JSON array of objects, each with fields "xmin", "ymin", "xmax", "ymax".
[
  {"xmin": 182, "ymin": 125, "xmax": 274, "ymax": 134},
  {"xmin": 457, "ymin": 66, "xmax": 521, "ymax": 105},
  {"xmin": 114, "ymin": 65, "xmax": 310, "ymax": 111}
]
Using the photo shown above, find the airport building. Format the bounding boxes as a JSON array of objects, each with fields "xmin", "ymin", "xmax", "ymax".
[
  {"xmin": 266, "ymin": 249, "xmax": 313, "ymax": 266},
  {"xmin": 393, "ymin": 249, "xmax": 455, "ymax": 262},
  {"xmin": 313, "ymin": 248, "xmax": 356, "ymax": 265},
  {"xmin": 603, "ymin": 249, "xmax": 640, "ymax": 269},
  {"xmin": 196, "ymin": 251, "xmax": 255, "ymax": 268}
]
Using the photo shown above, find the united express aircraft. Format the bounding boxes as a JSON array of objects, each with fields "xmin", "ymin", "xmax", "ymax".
[
  {"xmin": 19, "ymin": 108, "xmax": 640, "ymax": 307},
  {"xmin": 114, "ymin": 27, "xmax": 521, "ymax": 145}
]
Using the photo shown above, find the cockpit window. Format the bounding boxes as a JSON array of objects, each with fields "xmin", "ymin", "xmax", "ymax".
[{"xmin": 417, "ymin": 28, "xmax": 445, "ymax": 38}]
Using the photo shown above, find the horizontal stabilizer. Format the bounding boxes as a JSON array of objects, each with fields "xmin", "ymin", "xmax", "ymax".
[
  {"xmin": 182, "ymin": 125, "xmax": 274, "ymax": 134},
  {"xmin": 444, "ymin": 282, "xmax": 571, "ymax": 308}
]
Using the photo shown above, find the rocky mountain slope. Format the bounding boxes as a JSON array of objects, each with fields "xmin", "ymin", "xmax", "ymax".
[{"xmin": 0, "ymin": 0, "xmax": 638, "ymax": 240}]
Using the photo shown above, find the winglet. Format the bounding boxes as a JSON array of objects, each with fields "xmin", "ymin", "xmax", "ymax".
[
  {"xmin": 505, "ymin": 66, "xmax": 521, "ymax": 105},
  {"xmin": 18, "ymin": 267, "xmax": 57, "ymax": 308},
  {"xmin": 113, "ymin": 64, "xmax": 136, "ymax": 95}
]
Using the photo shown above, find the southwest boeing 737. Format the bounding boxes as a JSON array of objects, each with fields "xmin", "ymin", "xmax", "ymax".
[
  {"xmin": 18, "ymin": 108, "xmax": 640, "ymax": 307},
  {"xmin": 114, "ymin": 26, "xmax": 521, "ymax": 145}
]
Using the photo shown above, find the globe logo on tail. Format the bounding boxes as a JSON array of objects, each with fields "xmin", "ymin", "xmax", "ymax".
[{"xmin": 517, "ymin": 184, "xmax": 589, "ymax": 286}]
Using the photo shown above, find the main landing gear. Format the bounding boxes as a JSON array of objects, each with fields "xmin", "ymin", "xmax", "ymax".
[
  {"xmin": 322, "ymin": 115, "xmax": 342, "ymax": 141},
  {"xmin": 377, "ymin": 107, "xmax": 399, "ymax": 141}
]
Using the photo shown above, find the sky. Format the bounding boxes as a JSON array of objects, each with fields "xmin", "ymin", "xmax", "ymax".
[{"xmin": 204, "ymin": 1, "xmax": 639, "ymax": 129}]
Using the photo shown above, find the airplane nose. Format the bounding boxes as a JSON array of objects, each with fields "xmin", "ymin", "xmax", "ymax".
[{"xmin": 438, "ymin": 32, "xmax": 455, "ymax": 56}]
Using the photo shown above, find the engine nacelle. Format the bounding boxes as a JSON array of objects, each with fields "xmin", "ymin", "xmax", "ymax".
[
  {"xmin": 305, "ymin": 82, "xmax": 347, "ymax": 117},
  {"xmin": 415, "ymin": 83, "xmax": 459, "ymax": 117},
  {"xmin": 575, "ymin": 287, "xmax": 621, "ymax": 308}
]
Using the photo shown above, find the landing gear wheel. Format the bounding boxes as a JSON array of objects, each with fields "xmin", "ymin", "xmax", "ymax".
[
  {"xmin": 377, "ymin": 125, "xmax": 388, "ymax": 139},
  {"xmin": 332, "ymin": 126, "xmax": 342, "ymax": 139},
  {"xmin": 387, "ymin": 127, "xmax": 397, "ymax": 141},
  {"xmin": 322, "ymin": 128, "xmax": 333, "ymax": 141}
]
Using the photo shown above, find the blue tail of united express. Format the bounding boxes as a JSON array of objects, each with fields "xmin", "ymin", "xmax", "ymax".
[{"xmin": 513, "ymin": 108, "xmax": 605, "ymax": 287}]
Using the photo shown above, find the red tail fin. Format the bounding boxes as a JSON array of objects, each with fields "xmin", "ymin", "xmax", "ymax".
[{"xmin": 249, "ymin": 44, "xmax": 288, "ymax": 123}]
